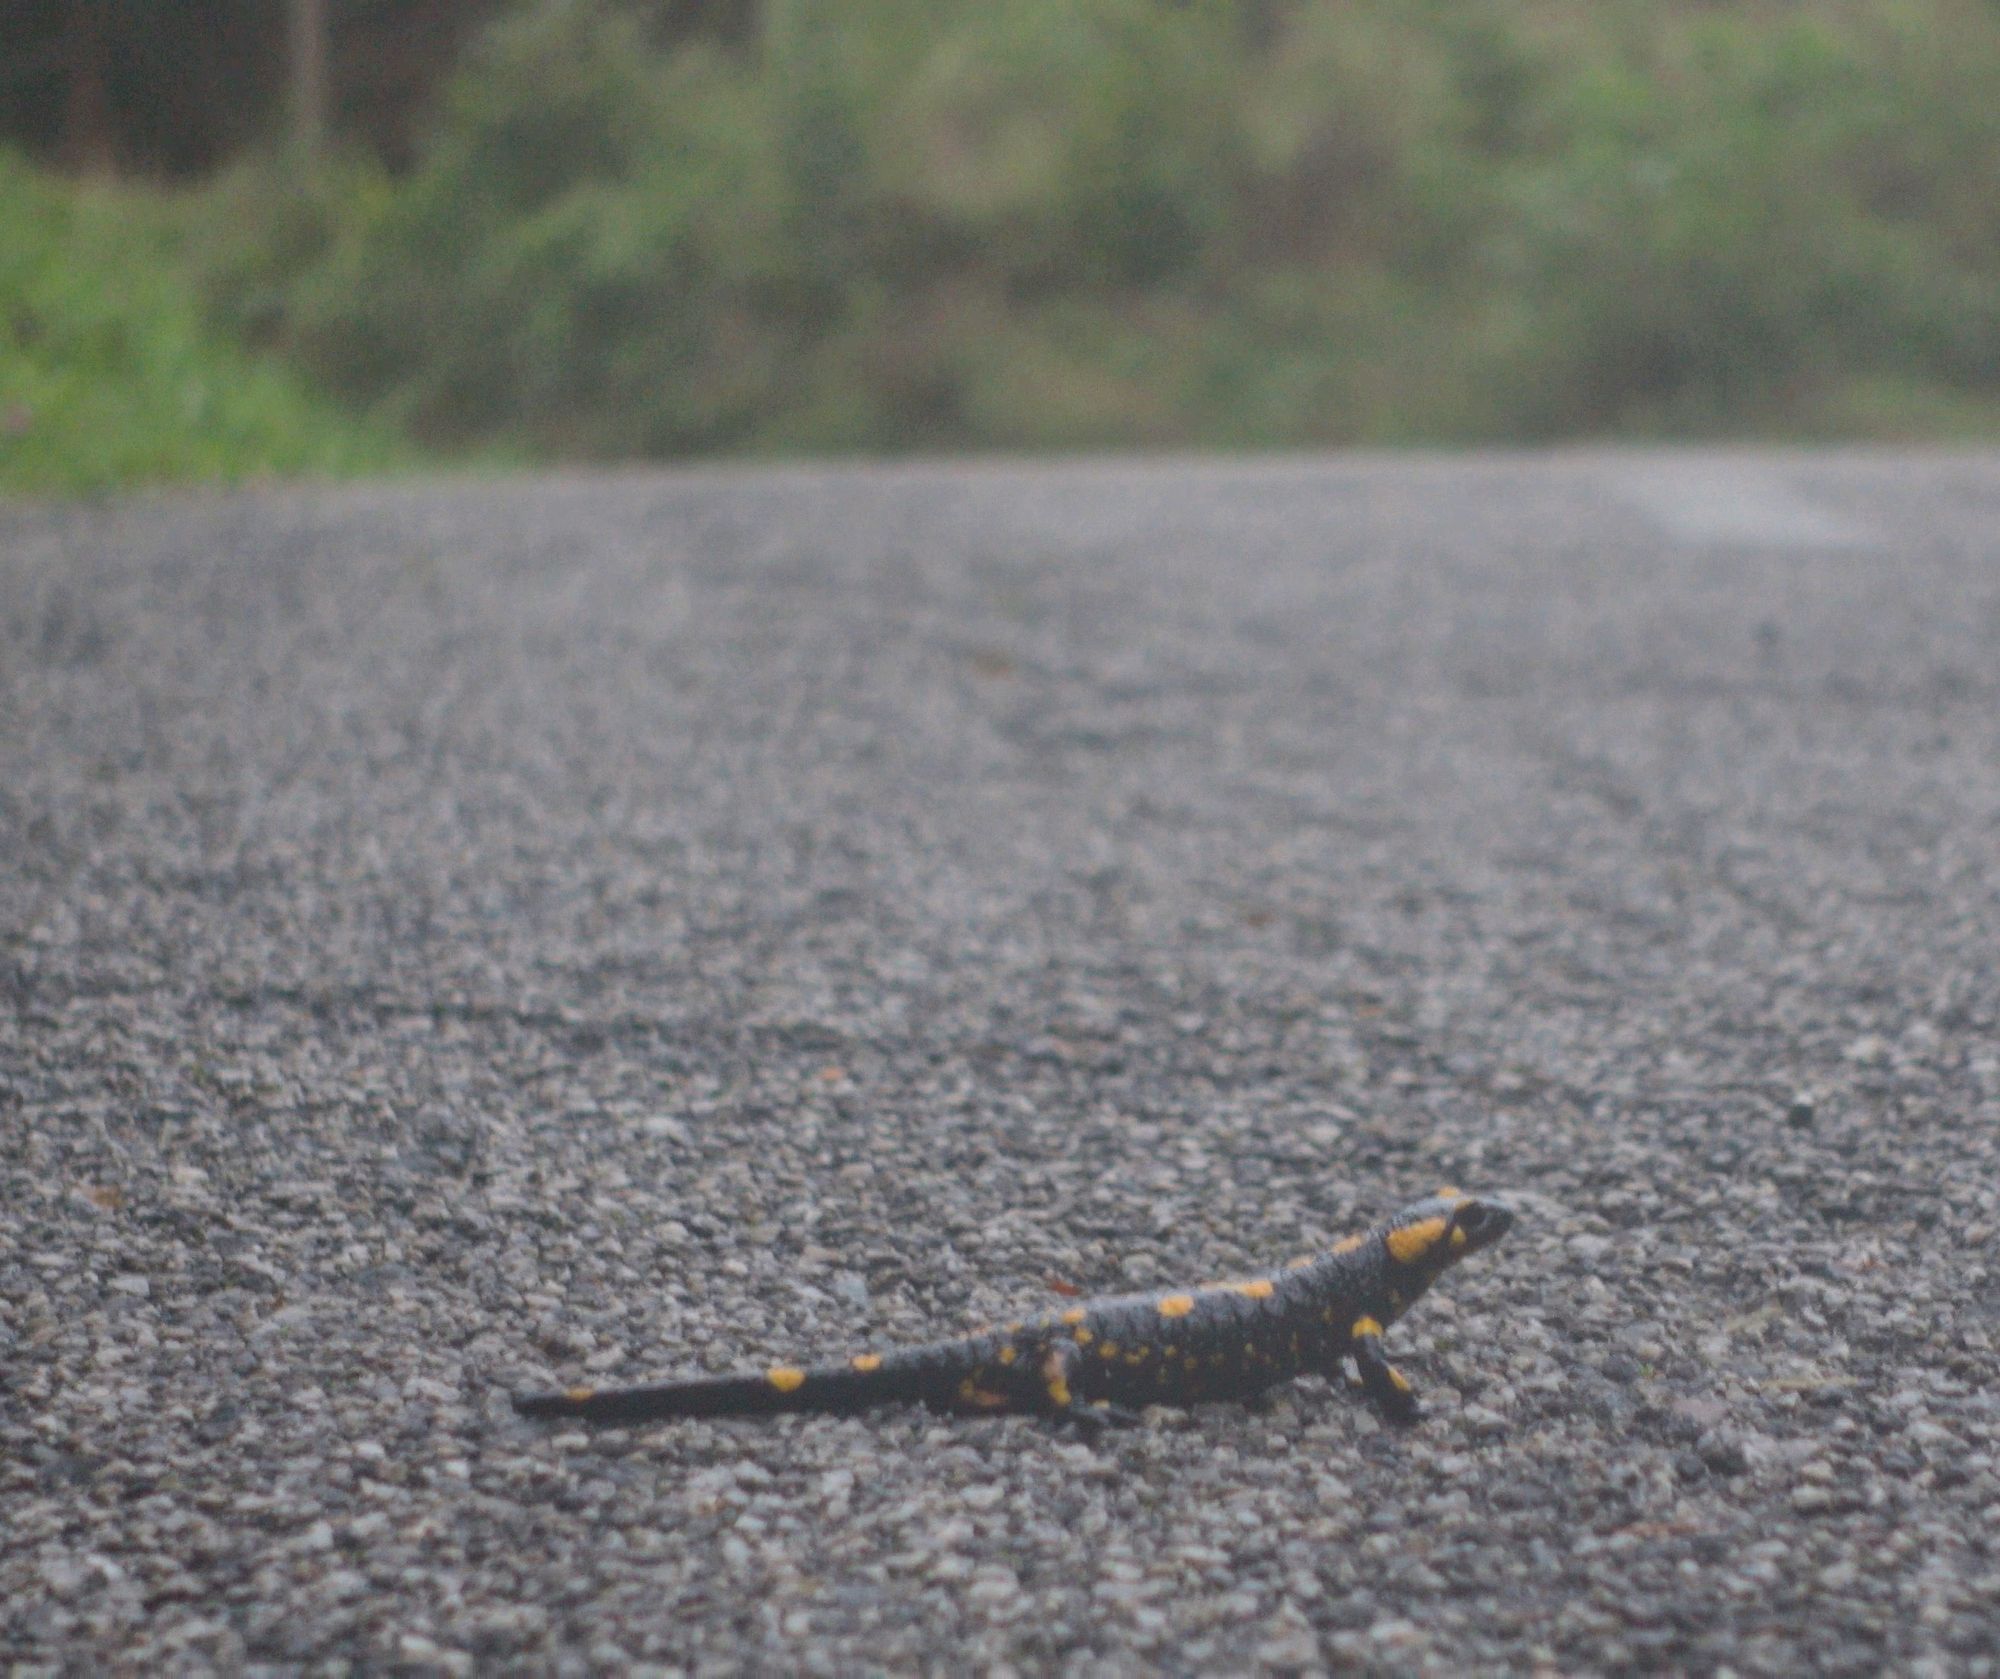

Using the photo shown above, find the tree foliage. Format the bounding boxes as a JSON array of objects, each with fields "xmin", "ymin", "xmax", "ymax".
[
  {"xmin": 0, "ymin": 152, "xmax": 404, "ymax": 493},
  {"xmin": 182, "ymin": 0, "xmax": 2000, "ymax": 452}
]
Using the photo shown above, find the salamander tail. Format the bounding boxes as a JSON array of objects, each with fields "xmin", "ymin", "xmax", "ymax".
[{"xmin": 512, "ymin": 1356, "xmax": 915, "ymax": 1425}]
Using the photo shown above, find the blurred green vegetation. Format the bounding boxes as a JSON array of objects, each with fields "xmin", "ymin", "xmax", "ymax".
[
  {"xmin": 13, "ymin": 0, "xmax": 2000, "ymax": 492},
  {"xmin": 0, "ymin": 152, "xmax": 407, "ymax": 495}
]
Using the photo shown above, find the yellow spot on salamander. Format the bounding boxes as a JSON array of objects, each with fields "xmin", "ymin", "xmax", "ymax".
[
  {"xmin": 1388, "ymin": 1367, "xmax": 1412, "ymax": 1393},
  {"xmin": 1287, "ymin": 1256, "xmax": 1314, "ymax": 1269},
  {"xmin": 956, "ymin": 1378, "xmax": 1009, "ymax": 1408},
  {"xmin": 1227, "ymin": 1278, "xmax": 1275, "ymax": 1301},
  {"xmin": 1073, "ymin": 1327, "xmax": 1094, "ymax": 1346},
  {"xmin": 1040, "ymin": 1347, "xmax": 1072, "ymax": 1403},
  {"xmin": 1436, "ymin": 1186, "xmax": 1467, "ymax": 1202},
  {"xmin": 767, "ymin": 1366, "xmax": 807, "ymax": 1393},
  {"xmin": 1331, "ymin": 1233, "xmax": 1367, "ymax": 1255},
  {"xmin": 1099, "ymin": 1343, "xmax": 1118, "ymax": 1359},
  {"xmin": 1061, "ymin": 1307, "xmax": 1088, "ymax": 1325},
  {"xmin": 565, "ymin": 1386, "xmax": 596, "ymax": 1403},
  {"xmin": 1124, "ymin": 1347, "xmax": 1150, "ymax": 1364},
  {"xmin": 1450, "ymin": 1225, "xmax": 1468, "ymax": 1251},
  {"xmin": 1157, "ymin": 1294, "xmax": 1195, "ymax": 1318},
  {"xmin": 850, "ymin": 1354, "xmax": 882, "ymax": 1373},
  {"xmin": 1387, "ymin": 1216, "xmax": 1448, "ymax": 1264},
  {"xmin": 1352, "ymin": 1316, "xmax": 1385, "ymax": 1339},
  {"xmin": 998, "ymin": 1345, "xmax": 1018, "ymax": 1365}
]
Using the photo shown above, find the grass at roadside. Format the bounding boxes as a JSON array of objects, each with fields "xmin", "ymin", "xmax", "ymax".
[{"xmin": 0, "ymin": 151, "xmax": 409, "ymax": 498}]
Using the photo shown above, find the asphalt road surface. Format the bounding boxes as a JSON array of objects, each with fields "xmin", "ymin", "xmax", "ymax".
[{"xmin": 4, "ymin": 451, "xmax": 1998, "ymax": 1675}]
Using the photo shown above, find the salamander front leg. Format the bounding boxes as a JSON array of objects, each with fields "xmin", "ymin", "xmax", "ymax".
[{"xmin": 1349, "ymin": 1316, "xmax": 1421, "ymax": 1425}]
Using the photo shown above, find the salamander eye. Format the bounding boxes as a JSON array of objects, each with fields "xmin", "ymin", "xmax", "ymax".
[{"xmin": 1449, "ymin": 1197, "xmax": 1516, "ymax": 1253}]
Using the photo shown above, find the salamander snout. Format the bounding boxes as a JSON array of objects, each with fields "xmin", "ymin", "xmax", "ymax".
[{"xmin": 1448, "ymin": 1195, "xmax": 1515, "ymax": 1254}]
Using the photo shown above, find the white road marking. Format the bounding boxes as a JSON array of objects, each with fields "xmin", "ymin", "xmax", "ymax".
[{"xmin": 1610, "ymin": 461, "xmax": 1875, "ymax": 548}]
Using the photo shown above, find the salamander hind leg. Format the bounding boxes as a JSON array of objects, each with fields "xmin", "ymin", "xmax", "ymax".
[{"xmin": 1038, "ymin": 1340, "xmax": 1143, "ymax": 1435}]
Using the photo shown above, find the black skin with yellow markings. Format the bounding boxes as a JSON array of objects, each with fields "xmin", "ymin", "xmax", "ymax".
[{"xmin": 513, "ymin": 1191, "xmax": 1514, "ymax": 1431}]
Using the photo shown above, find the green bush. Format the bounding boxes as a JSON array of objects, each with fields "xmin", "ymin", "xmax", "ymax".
[
  {"xmin": 186, "ymin": 0, "xmax": 2000, "ymax": 458},
  {"xmin": 0, "ymin": 151, "xmax": 405, "ymax": 495},
  {"xmin": 1472, "ymin": 6, "xmax": 2000, "ymax": 435}
]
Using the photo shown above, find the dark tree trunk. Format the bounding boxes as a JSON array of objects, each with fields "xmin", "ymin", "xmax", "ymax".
[
  {"xmin": 62, "ymin": 1, "xmax": 117, "ymax": 173},
  {"xmin": 289, "ymin": 0, "xmax": 329, "ymax": 156}
]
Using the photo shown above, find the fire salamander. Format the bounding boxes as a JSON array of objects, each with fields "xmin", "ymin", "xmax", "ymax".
[{"xmin": 513, "ymin": 1190, "xmax": 1513, "ymax": 1432}]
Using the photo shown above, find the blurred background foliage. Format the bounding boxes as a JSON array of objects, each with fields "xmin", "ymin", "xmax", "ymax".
[
  {"xmin": 4, "ymin": 0, "xmax": 1999, "ymax": 488},
  {"xmin": 0, "ymin": 149, "xmax": 405, "ymax": 492}
]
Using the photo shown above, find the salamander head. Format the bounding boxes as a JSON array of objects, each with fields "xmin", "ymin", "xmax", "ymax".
[{"xmin": 1378, "ymin": 1187, "xmax": 1516, "ymax": 1282}]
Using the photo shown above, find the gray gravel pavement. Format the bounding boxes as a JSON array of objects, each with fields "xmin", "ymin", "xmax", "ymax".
[{"xmin": 4, "ymin": 450, "xmax": 1998, "ymax": 1675}]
